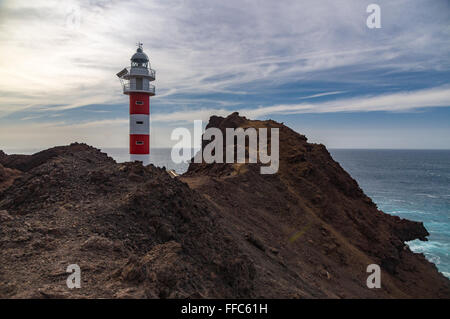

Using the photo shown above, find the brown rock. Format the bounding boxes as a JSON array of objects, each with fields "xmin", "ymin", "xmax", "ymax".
[
  {"xmin": 181, "ymin": 112, "xmax": 450, "ymax": 298},
  {"xmin": 0, "ymin": 114, "xmax": 448, "ymax": 299}
]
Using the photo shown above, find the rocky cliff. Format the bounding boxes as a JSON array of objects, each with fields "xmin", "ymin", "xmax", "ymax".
[{"xmin": 0, "ymin": 113, "xmax": 449, "ymax": 298}]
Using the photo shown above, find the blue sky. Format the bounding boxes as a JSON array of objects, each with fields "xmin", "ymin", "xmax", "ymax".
[{"xmin": 0, "ymin": 0, "xmax": 449, "ymax": 150}]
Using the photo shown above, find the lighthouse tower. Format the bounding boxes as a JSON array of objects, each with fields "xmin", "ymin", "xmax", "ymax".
[{"xmin": 116, "ymin": 43, "xmax": 155, "ymax": 165}]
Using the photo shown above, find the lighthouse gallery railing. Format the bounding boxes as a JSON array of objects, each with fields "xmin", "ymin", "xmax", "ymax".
[
  {"xmin": 126, "ymin": 67, "xmax": 156, "ymax": 79},
  {"xmin": 123, "ymin": 82, "xmax": 155, "ymax": 94}
]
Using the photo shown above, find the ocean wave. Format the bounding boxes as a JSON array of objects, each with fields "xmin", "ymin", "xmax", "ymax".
[
  {"xmin": 407, "ymin": 240, "xmax": 449, "ymax": 250},
  {"xmin": 427, "ymin": 255, "xmax": 441, "ymax": 265},
  {"xmin": 388, "ymin": 210, "xmax": 429, "ymax": 215},
  {"xmin": 415, "ymin": 193, "xmax": 439, "ymax": 199}
]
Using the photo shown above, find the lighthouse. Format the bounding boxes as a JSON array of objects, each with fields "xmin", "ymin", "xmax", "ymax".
[{"xmin": 116, "ymin": 43, "xmax": 155, "ymax": 165}]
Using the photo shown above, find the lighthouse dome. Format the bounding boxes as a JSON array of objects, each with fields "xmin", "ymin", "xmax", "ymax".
[{"xmin": 131, "ymin": 47, "xmax": 149, "ymax": 64}]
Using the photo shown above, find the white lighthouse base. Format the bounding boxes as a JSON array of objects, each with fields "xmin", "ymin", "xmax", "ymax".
[{"xmin": 130, "ymin": 154, "xmax": 150, "ymax": 166}]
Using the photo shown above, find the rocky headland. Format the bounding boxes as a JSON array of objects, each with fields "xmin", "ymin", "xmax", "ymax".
[{"xmin": 0, "ymin": 113, "xmax": 448, "ymax": 298}]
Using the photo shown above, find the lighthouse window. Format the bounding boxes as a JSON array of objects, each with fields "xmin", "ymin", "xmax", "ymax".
[
  {"xmin": 136, "ymin": 101, "xmax": 144, "ymax": 105},
  {"xmin": 136, "ymin": 121, "xmax": 143, "ymax": 124},
  {"xmin": 136, "ymin": 141, "xmax": 144, "ymax": 145}
]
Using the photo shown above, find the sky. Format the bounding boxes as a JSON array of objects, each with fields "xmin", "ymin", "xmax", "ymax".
[{"xmin": 0, "ymin": 0, "xmax": 449, "ymax": 151}]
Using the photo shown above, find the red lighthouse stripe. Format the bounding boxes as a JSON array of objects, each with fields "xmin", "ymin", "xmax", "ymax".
[
  {"xmin": 130, "ymin": 134, "xmax": 149, "ymax": 154},
  {"xmin": 129, "ymin": 93, "xmax": 150, "ymax": 114}
]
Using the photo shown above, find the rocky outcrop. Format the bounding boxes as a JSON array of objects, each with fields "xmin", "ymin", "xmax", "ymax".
[
  {"xmin": 0, "ymin": 143, "xmax": 254, "ymax": 298},
  {"xmin": 0, "ymin": 164, "xmax": 20, "ymax": 193},
  {"xmin": 0, "ymin": 150, "xmax": 7, "ymax": 161},
  {"xmin": 182, "ymin": 112, "xmax": 450, "ymax": 298},
  {"xmin": 0, "ymin": 143, "xmax": 95, "ymax": 172},
  {"xmin": 0, "ymin": 115, "xmax": 449, "ymax": 299}
]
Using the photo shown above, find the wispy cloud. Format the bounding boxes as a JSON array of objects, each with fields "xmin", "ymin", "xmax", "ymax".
[
  {"xmin": 0, "ymin": 0, "xmax": 449, "ymax": 149},
  {"xmin": 246, "ymin": 86, "xmax": 450, "ymax": 117},
  {"xmin": 0, "ymin": 0, "xmax": 449, "ymax": 116},
  {"xmin": 299, "ymin": 91, "xmax": 346, "ymax": 100},
  {"xmin": 148, "ymin": 86, "xmax": 450, "ymax": 122}
]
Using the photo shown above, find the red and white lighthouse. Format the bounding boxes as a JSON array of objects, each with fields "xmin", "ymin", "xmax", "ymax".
[{"xmin": 117, "ymin": 43, "xmax": 155, "ymax": 165}]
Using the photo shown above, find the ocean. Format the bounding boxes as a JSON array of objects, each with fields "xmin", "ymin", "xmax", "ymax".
[{"xmin": 4, "ymin": 147, "xmax": 450, "ymax": 279}]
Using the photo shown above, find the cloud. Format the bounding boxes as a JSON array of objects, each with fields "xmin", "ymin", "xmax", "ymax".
[
  {"xmin": 0, "ymin": 0, "xmax": 449, "ymax": 117},
  {"xmin": 298, "ymin": 91, "xmax": 346, "ymax": 99},
  {"xmin": 0, "ymin": 0, "xmax": 449, "ymax": 149},
  {"xmin": 246, "ymin": 86, "xmax": 450, "ymax": 117},
  {"xmin": 1, "ymin": 86, "xmax": 449, "ymax": 150},
  {"xmin": 147, "ymin": 86, "xmax": 450, "ymax": 123}
]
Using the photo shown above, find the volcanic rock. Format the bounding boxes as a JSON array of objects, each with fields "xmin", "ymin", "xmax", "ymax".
[
  {"xmin": 0, "ymin": 115, "xmax": 449, "ymax": 298},
  {"xmin": 0, "ymin": 143, "xmax": 253, "ymax": 298},
  {"xmin": 182, "ymin": 112, "xmax": 450, "ymax": 298}
]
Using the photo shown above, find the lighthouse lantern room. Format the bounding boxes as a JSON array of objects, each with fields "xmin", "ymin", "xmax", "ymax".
[{"xmin": 116, "ymin": 43, "xmax": 155, "ymax": 165}]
